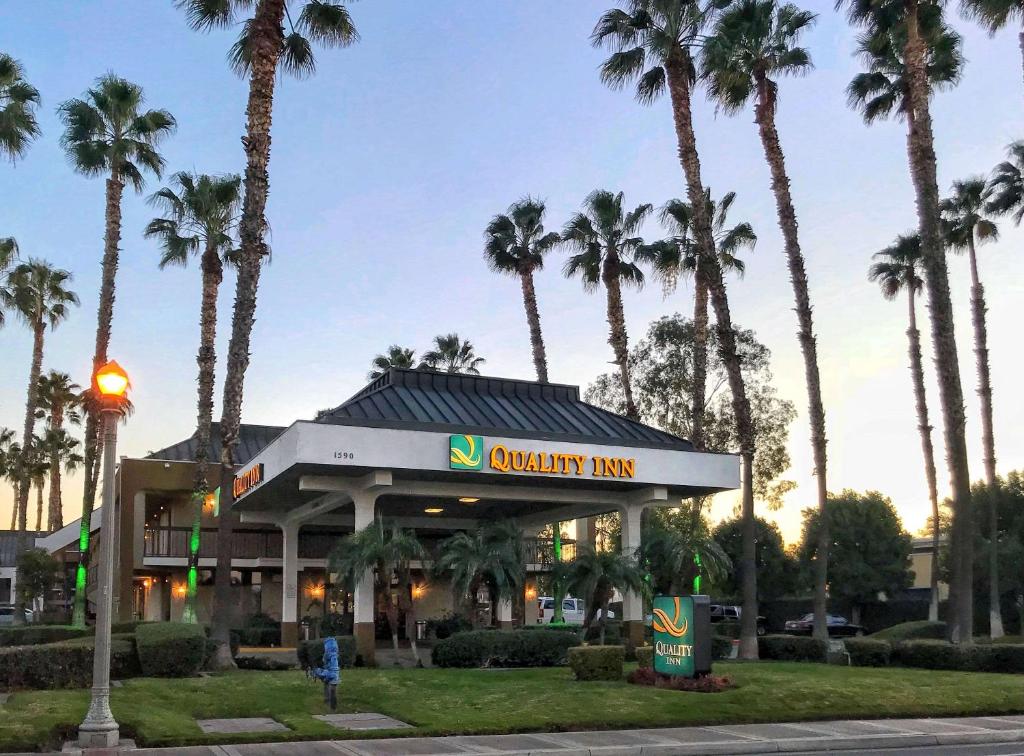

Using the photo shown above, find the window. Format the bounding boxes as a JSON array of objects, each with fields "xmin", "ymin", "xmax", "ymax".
[
  {"xmin": 562, "ymin": 599, "xmax": 575, "ymax": 612},
  {"xmin": 541, "ymin": 599, "xmax": 554, "ymax": 610}
]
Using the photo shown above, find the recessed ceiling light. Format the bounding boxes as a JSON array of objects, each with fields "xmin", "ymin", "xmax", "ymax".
[
  {"xmin": 424, "ymin": 507, "xmax": 443, "ymax": 514},
  {"xmin": 458, "ymin": 497, "xmax": 480, "ymax": 503}
]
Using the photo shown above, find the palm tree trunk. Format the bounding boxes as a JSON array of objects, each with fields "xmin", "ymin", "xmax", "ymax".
[
  {"xmin": 15, "ymin": 319, "xmax": 45, "ymax": 625},
  {"xmin": 691, "ymin": 265, "xmax": 708, "ymax": 450},
  {"xmin": 964, "ymin": 236, "xmax": 1002, "ymax": 638},
  {"xmin": 520, "ymin": 269, "xmax": 548, "ymax": 383},
  {"xmin": 903, "ymin": 0, "xmax": 973, "ymax": 643},
  {"xmin": 664, "ymin": 54, "xmax": 758, "ymax": 659},
  {"xmin": 599, "ymin": 598, "xmax": 609, "ymax": 646},
  {"xmin": 400, "ymin": 574, "xmax": 422, "ymax": 667},
  {"xmin": 34, "ymin": 481, "xmax": 43, "ymax": 533},
  {"xmin": 9, "ymin": 485, "xmax": 16, "ymax": 531},
  {"xmin": 212, "ymin": 0, "xmax": 286, "ymax": 668},
  {"xmin": 47, "ymin": 433, "xmax": 61, "ymax": 534},
  {"xmin": 602, "ymin": 255, "xmax": 638, "ymax": 420},
  {"xmin": 74, "ymin": 171, "xmax": 125, "ymax": 628},
  {"xmin": 906, "ymin": 289, "xmax": 942, "ymax": 622},
  {"xmin": 753, "ymin": 75, "xmax": 830, "ymax": 642}
]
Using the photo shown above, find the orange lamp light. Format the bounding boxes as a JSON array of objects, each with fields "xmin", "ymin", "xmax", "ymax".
[{"xmin": 96, "ymin": 360, "xmax": 130, "ymax": 397}]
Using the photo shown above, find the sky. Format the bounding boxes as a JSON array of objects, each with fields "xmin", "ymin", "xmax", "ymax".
[{"xmin": 1, "ymin": 1, "xmax": 1021, "ymax": 544}]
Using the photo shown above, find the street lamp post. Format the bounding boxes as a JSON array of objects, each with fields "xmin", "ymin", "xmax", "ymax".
[{"xmin": 78, "ymin": 360, "xmax": 129, "ymax": 749}]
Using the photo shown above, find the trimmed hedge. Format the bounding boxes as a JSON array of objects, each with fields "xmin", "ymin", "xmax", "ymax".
[
  {"xmin": 568, "ymin": 645, "xmax": 624, "ymax": 681},
  {"xmin": 297, "ymin": 636, "xmax": 357, "ymax": 671},
  {"xmin": 758, "ymin": 634, "xmax": 827, "ymax": 663},
  {"xmin": 235, "ymin": 655, "xmax": 293, "ymax": 671},
  {"xmin": 844, "ymin": 638, "xmax": 891, "ymax": 667},
  {"xmin": 0, "ymin": 624, "xmax": 92, "ymax": 647},
  {"xmin": 871, "ymin": 621, "xmax": 947, "ymax": 642},
  {"xmin": 110, "ymin": 620, "xmax": 154, "ymax": 635},
  {"xmin": 636, "ymin": 645, "xmax": 654, "ymax": 669},
  {"xmin": 711, "ymin": 635, "xmax": 734, "ymax": 661},
  {"xmin": 0, "ymin": 637, "xmax": 138, "ymax": 690},
  {"xmin": 891, "ymin": 640, "xmax": 1024, "ymax": 673},
  {"xmin": 432, "ymin": 629, "xmax": 581, "ymax": 668},
  {"xmin": 136, "ymin": 622, "xmax": 206, "ymax": 677}
]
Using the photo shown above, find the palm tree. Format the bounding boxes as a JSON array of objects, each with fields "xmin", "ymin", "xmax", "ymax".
[
  {"xmin": 941, "ymin": 176, "xmax": 1002, "ymax": 638},
  {"xmin": 562, "ymin": 190, "xmax": 650, "ymax": 420},
  {"xmin": 987, "ymin": 140, "xmax": 1024, "ymax": 222},
  {"xmin": 0, "ymin": 429, "xmax": 16, "ymax": 529},
  {"xmin": 638, "ymin": 190, "xmax": 754, "ymax": 450},
  {"xmin": 420, "ymin": 333, "xmax": 486, "ymax": 374},
  {"xmin": 0, "ymin": 237, "xmax": 19, "ymax": 328},
  {"xmin": 26, "ymin": 442, "xmax": 48, "ymax": 533},
  {"xmin": 592, "ymin": 1, "xmax": 760, "ymax": 658},
  {"xmin": 329, "ymin": 518, "xmax": 426, "ymax": 666},
  {"xmin": 0, "ymin": 53, "xmax": 41, "ymax": 161},
  {"xmin": 843, "ymin": 0, "xmax": 975, "ymax": 644},
  {"xmin": 960, "ymin": 0, "xmax": 1024, "ymax": 92},
  {"xmin": 36, "ymin": 371, "xmax": 83, "ymax": 532},
  {"xmin": 58, "ymin": 74, "xmax": 175, "ymax": 627},
  {"xmin": 368, "ymin": 345, "xmax": 416, "ymax": 380},
  {"xmin": 146, "ymin": 171, "xmax": 241, "ymax": 624},
  {"xmin": 434, "ymin": 520, "xmax": 525, "ymax": 629},
  {"xmin": 701, "ymin": 0, "xmax": 831, "ymax": 643},
  {"xmin": 1, "ymin": 260, "xmax": 77, "ymax": 623},
  {"xmin": 484, "ymin": 198, "xmax": 561, "ymax": 382},
  {"xmin": 638, "ymin": 511, "xmax": 731, "ymax": 596},
  {"xmin": 868, "ymin": 233, "xmax": 942, "ymax": 623},
  {"xmin": 566, "ymin": 546, "xmax": 647, "ymax": 645},
  {"xmin": 178, "ymin": 0, "xmax": 359, "ymax": 667}
]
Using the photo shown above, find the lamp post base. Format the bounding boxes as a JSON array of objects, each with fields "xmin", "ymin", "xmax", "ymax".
[
  {"xmin": 77, "ymin": 724, "xmax": 120, "ymax": 748},
  {"xmin": 78, "ymin": 691, "xmax": 119, "ymax": 748}
]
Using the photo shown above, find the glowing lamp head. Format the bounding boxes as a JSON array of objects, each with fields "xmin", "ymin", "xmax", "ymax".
[{"xmin": 96, "ymin": 360, "xmax": 130, "ymax": 398}]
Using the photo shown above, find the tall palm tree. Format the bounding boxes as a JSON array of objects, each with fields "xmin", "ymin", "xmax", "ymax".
[
  {"xmin": 58, "ymin": 74, "xmax": 174, "ymax": 627},
  {"xmin": 562, "ymin": 189, "xmax": 650, "ymax": 420},
  {"xmin": 0, "ymin": 53, "xmax": 41, "ymax": 161},
  {"xmin": 1, "ymin": 260, "xmax": 77, "ymax": 623},
  {"xmin": 868, "ymin": 233, "xmax": 942, "ymax": 622},
  {"xmin": 592, "ymin": 1, "xmax": 760, "ymax": 658},
  {"xmin": 420, "ymin": 333, "xmax": 486, "ymax": 374},
  {"xmin": 638, "ymin": 190, "xmax": 754, "ymax": 450},
  {"xmin": 960, "ymin": 0, "xmax": 1024, "ymax": 92},
  {"xmin": 843, "ymin": 0, "xmax": 975, "ymax": 643},
  {"xmin": 701, "ymin": 0, "xmax": 831, "ymax": 643},
  {"xmin": 0, "ymin": 429, "xmax": 16, "ymax": 530},
  {"xmin": 146, "ymin": 171, "xmax": 241, "ymax": 625},
  {"xmin": 566, "ymin": 546, "xmax": 648, "ymax": 645},
  {"xmin": 330, "ymin": 518, "xmax": 426, "ymax": 666},
  {"xmin": 368, "ymin": 345, "xmax": 416, "ymax": 380},
  {"xmin": 987, "ymin": 140, "xmax": 1024, "ymax": 222},
  {"xmin": 434, "ymin": 520, "xmax": 525, "ymax": 629},
  {"xmin": 1, "ymin": 237, "xmax": 19, "ymax": 328},
  {"xmin": 26, "ymin": 442, "xmax": 48, "ymax": 534},
  {"xmin": 941, "ymin": 176, "xmax": 1002, "ymax": 638},
  {"xmin": 36, "ymin": 371, "xmax": 83, "ymax": 532},
  {"xmin": 177, "ymin": 0, "xmax": 359, "ymax": 667},
  {"xmin": 484, "ymin": 198, "xmax": 561, "ymax": 382}
]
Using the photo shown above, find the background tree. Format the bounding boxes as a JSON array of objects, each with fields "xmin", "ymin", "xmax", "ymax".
[
  {"xmin": 799, "ymin": 490, "xmax": 913, "ymax": 625},
  {"xmin": 562, "ymin": 189, "xmax": 650, "ymax": 420},
  {"xmin": 566, "ymin": 546, "xmax": 647, "ymax": 645},
  {"xmin": 960, "ymin": 0, "xmax": 1024, "ymax": 92},
  {"xmin": 713, "ymin": 515, "xmax": 797, "ymax": 602},
  {"xmin": 58, "ymin": 74, "xmax": 174, "ymax": 627},
  {"xmin": 987, "ymin": 140, "xmax": 1024, "ymax": 223},
  {"xmin": 146, "ymin": 171, "xmax": 241, "ymax": 624},
  {"xmin": 420, "ymin": 333, "xmax": 485, "ymax": 374},
  {"xmin": 0, "ymin": 429, "xmax": 15, "ymax": 526},
  {"xmin": 638, "ymin": 190, "xmax": 754, "ymax": 450},
  {"xmin": 177, "ymin": 0, "xmax": 360, "ymax": 668},
  {"xmin": 941, "ymin": 176, "xmax": 1003, "ymax": 637},
  {"xmin": 869, "ymin": 232, "xmax": 942, "ymax": 621},
  {"xmin": 38, "ymin": 428, "xmax": 81, "ymax": 532},
  {"xmin": 0, "ymin": 53, "xmax": 41, "ymax": 161},
  {"xmin": 35, "ymin": 371, "xmax": 82, "ymax": 532},
  {"xmin": 15, "ymin": 548, "xmax": 58, "ymax": 614},
  {"xmin": 841, "ymin": 0, "xmax": 975, "ymax": 644},
  {"xmin": 592, "ymin": 0, "xmax": 760, "ymax": 657},
  {"xmin": 368, "ymin": 345, "xmax": 416, "ymax": 380},
  {"xmin": 484, "ymin": 197, "xmax": 560, "ymax": 382}
]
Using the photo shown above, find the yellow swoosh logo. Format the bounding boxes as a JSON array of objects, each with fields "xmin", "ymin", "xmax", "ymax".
[
  {"xmin": 450, "ymin": 435, "xmax": 481, "ymax": 467},
  {"xmin": 652, "ymin": 596, "xmax": 689, "ymax": 638}
]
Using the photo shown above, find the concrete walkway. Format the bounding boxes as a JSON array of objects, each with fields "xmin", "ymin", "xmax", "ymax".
[{"xmin": 49, "ymin": 714, "xmax": 1024, "ymax": 756}]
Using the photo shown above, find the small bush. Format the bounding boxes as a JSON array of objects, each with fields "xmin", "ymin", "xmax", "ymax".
[
  {"xmin": 711, "ymin": 635, "xmax": 734, "ymax": 661},
  {"xmin": 980, "ymin": 644, "xmax": 1024, "ymax": 673},
  {"xmin": 871, "ymin": 621, "xmax": 947, "ymax": 642},
  {"xmin": 626, "ymin": 667, "xmax": 734, "ymax": 692},
  {"xmin": 844, "ymin": 638, "xmax": 892, "ymax": 667},
  {"xmin": 584, "ymin": 620, "xmax": 622, "ymax": 645},
  {"xmin": 425, "ymin": 612, "xmax": 472, "ymax": 640},
  {"xmin": 297, "ymin": 636, "xmax": 357, "ymax": 671},
  {"xmin": 568, "ymin": 645, "xmax": 624, "ymax": 681},
  {"xmin": 0, "ymin": 624, "xmax": 92, "ymax": 647},
  {"xmin": 238, "ymin": 613, "xmax": 281, "ymax": 647},
  {"xmin": 0, "ymin": 637, "xmax": 138, "ymax": 690},
  {"xmin": 110, "ymin": 620, "xmax": 154, "ymax": 635},
  {"xmin": 431, "ymin": 629, "xmax": 581, "ymax": 668},
  {"xmin": 892, "ymin": 640, "xmax": 1024, "ymax": 673},
  {"xmin": 759, "ymin": 634, "xmax": 827, "ymax": 663},
  {"xmin": 235, "ymin": 655, "xmax": 293, "ymax": 671},
  {"xmin": 136, "ymin": 622, "xmax": 206, "ymax": 677},
  {"xmin": 635, "ymin": 645, "xmax": 654, "ymax": 669}
]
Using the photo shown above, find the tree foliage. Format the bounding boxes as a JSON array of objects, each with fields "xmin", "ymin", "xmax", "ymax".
[{"xmin": 712, "ymin": 515, "xmax": 797, "ymax": 600}]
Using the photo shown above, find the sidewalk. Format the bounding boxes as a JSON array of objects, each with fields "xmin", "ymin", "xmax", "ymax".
[{"xmin": 49, "ymin": 714, "xmax": 1024, "ymax": 756}]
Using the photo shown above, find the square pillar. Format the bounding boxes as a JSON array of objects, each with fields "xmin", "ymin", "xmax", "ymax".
[
  {"xmin": 352, "ymin": 493, "xmax": 377, "ymax": 666},
  {"xmin": 280, "ymin": 522, "xmax": 300, "ymax": 647},
  {"xmin": 497, "ymin": 597, "xmax": 514, "ymax": 629},
  {"xmin": 620, "ymin": 503, "xmax": 645, "ymax": 650}
]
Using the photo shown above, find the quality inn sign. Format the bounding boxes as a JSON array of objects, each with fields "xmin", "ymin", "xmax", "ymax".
[
  {"xmin": 448, "ymin": 434, "xmax": 636, "ymax": 479},
  {"xmin": 653, "ymin": 595, "xmax": 712, "ymax": 678}
]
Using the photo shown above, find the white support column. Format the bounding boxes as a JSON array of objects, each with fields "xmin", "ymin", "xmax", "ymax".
[
  {"xmin": 352, "ymin": 490, "xmax": 379, "ymax": 665},
  {"xmin": 620, "ymin": 503, "xmax": 644, "ymax": 623},
  {"xmin": 497, "ymin": 597, "xmax": 514, "ymax": 629},
  {"xmin": 280, "ymin": 521, "xmax": 300, "ymax": 645}
]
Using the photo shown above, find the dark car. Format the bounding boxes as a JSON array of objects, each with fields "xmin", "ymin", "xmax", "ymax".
[
  {"xmin": 784, "ymin": 612, "xmax": 865, "ymax": 637},
  {"xmin": 710, "ymin": 603, "xmax": 767, "ymax": 636}
]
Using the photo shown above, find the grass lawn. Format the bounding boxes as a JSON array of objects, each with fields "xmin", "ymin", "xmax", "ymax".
[{"xmin": 3, "ymin": 662, "xmax": 1024, "ymax": 752}]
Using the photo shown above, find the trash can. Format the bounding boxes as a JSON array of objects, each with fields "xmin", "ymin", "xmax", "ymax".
[
  {"xmin": 415, "ymin": 620, "xmax": 427, "ymax": 641},
  {"xmin": 301, "ymin": 619, "xmax": 310, "ymax": 641}
]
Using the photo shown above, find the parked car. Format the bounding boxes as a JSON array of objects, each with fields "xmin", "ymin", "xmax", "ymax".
[
  {"xmin": 537, "ymin": 596, "xmax": 613, "ymax": 625},
  {"xmin": 0, "ymin": 605, "xmax": 32, "ymax": 626},
  {"xmin": 784, "ymin": 613, "xmax": 865, "ymax": 637},
  {"xmin": 710, "ymin": 603, "xmax": 767, "ymax": 636}
]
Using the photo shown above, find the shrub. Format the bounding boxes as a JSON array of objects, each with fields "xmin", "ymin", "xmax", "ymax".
[
  {"xmin": 758, "ymin": 634, "xmax": 827, "ymax": 663},
  {"xmin": 425, "ymin": 612, "xmax": 472, "ymax": 640},
  {"xmin": 635, "ymin": 645, "xmax": 654, "ymax": 669},
  {"xmin": 871, "ymin": 621, "xmax": 947, "ymax": 642},
  {"xmin": 297, "ymin": 636, "xmax": 357, "ymax": 671},
  {"xmin": 0, "ymin": 624, "xmax": 92, "ymax": 647},
  {"xmin": 238, "ymin": 613, "xmax": 282, "ymax": 647},
  {"xmin": 626, "ymin": 667, "xmax": 734, "ymax": 692},
  {"xmin": 844, "ymin": 638, "xmax": 892, "ymax": 667},
  {"xmin": 980, "ymin": 644, "xmax": 1024, "ymax": 674},
  {"xmin": 0, "ymin": 637, "xmax": 138, "ymax": 690},
  {"xmin": 713, "ymin": 621, "xmax": 741, "ymax": 639},
  {"xmin": 431, "ymin": 629, "xmax": 580, "ymax": 668},
  {"xmin": 711, "ymin": 635, "xmax": 734, "ymax": 661},
  {"xmin": 584, "ymin": 620, "xmax": 622, "ymax": 645},
  {"xmin": 892, "ymin": 640, "xmax": 1024, "ymax": 673},
  {"xmin": 235, "ymin": 655, "xmax": 293, "ymax": 671},
  {"xmin": 110, "ymin": 620, "xmax": 154, "ymax": 635},
  {"xmin": 136, "ymin": 622, "xmax": 206, "ymax": 677},
  {"xmin": 568, "ymin": 645, "xmax": 624, "ymax": 681}
]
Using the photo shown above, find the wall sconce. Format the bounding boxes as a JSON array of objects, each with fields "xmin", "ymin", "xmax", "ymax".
[
  {"xmin": 173, "ymin": 582, "xmax": 187, "ymax": 599},
  {"xmin": 306, "ymin": 583, "xmax": 325, "ymax": 599},
  {"xmin": 525, "ymin": 585, "xmax": 537, "ymax": 601},
  {"xmin": 142, "ymin": 578, "xmax": 151, "ymax": 590},
  {"xmin": 412, "ymin": 584, "xmax": 426, "ymax": 600}
]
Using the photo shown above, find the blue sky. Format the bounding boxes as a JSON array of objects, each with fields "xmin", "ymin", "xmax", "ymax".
[{"xmin": 1, "ymin": 1, "xmax": 1022, "ymax": 542}]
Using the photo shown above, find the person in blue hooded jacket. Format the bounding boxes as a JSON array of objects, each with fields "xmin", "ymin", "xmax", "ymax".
[{"xmin": 312, "ymin": 636, "xmax": 340, "ymax": 711}]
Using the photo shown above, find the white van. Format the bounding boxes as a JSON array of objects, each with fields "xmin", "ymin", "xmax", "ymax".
[{"xmin": 536, "ymin": 597, "xmax": 615, "ymax": 625}]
